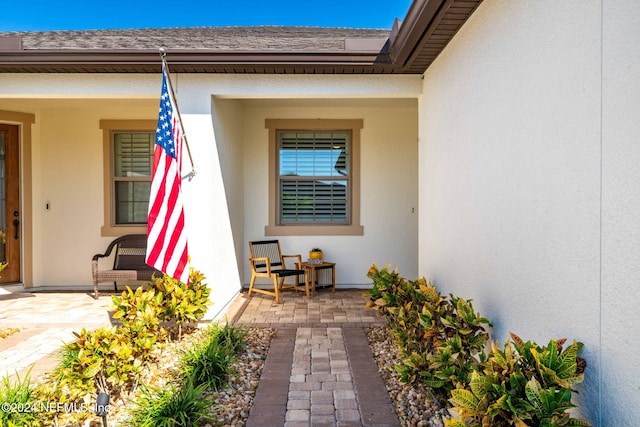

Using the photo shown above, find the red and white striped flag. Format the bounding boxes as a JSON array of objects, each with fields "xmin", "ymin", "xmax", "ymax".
[{"xmin": 146, "ymin": 64, "xmax": 189, "ymax": 284}]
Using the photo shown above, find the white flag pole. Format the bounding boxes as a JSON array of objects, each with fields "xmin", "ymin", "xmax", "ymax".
[{"xmin": 159, "ymin": 48, "xmax": 196, "ymax": 178}]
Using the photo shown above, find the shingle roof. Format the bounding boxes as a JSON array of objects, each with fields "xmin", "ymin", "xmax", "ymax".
[
  {"xmin": 0, "ymin": 26, "xmax": 390, "ymax": 51},
  {"xmin": 0, "ymin": 0, "xmax": 483, "ymax": 74}
]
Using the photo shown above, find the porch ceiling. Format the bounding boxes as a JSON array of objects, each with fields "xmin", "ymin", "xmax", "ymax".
[{"xmin": 0, "ymin": 0, "xmax": 483, "ymax": 75}]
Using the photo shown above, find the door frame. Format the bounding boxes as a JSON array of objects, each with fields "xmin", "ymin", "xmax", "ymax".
[
  {"xmin": 0, "ymin": 110, "xmax": 34, "ymax": 288},
  {"xmin": 0, "ymin": 124, "xmax": 21, "ymax": 282}
]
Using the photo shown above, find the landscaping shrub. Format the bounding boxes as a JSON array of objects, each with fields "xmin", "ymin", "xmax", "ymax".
[
  {"xmin": 51, "ymin": 325, "xmax": 152, "ymax": 402},
  {"xmin": 0, "ymin": 369, "xmax": 41, "ymax": 427},
  {"xmin": 110, "ymin": 285, "xmax": 163, "ymax": 331},
  {"xmin": 364, "ymin": 263, "xmax": 590, "ymax": 425},
  {"xmin": 364, "ymin": 263, "xmax": 492, "ymax": 402},
  {"xmin": 46, "ymin": 268, "xmax": 210, "ymax": 404},
  {"xmin": 126, "ymin": 322, "xmax": 249, "ymax": 425},
  {"xmin": 150, "ymin": 268, "xmax": 212, "ymax": 338},
  {"xmin": 445, "ymin": 333, "xmax": 590, "ymax": 427},
  {"xmin": 179, "ymin": 334, "xmax": 235, "ymax": 391},
  {"xmin": 209, "ymin": 322, "xmax": 248, "ymax": 353},
  {"xmin": 110, "ymin": 285, "xmax": 167, "ymax": 350},
  {"xmin": 125, "ymin": 380, "xmax": 212, "ymax": 427}
]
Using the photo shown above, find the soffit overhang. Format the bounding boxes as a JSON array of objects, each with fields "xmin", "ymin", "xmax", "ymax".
[
  {"xmin": 0, "ymin": 49, "xmax": 399, "ymax": 74},
  {"xmin": 389, "ymin": 0, "xmax": 483, "ymax": 73}
]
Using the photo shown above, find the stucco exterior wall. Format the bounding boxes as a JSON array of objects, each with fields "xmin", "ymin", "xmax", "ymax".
[
  {"xmin": 241, "ymin": 100, "xmax": 419, "ymax": 286},
  {"xmin": 210, "ymin": 98, "xmax": 246, "ymax": 293},
  {"xmin": 180, "ymin": 112, "xmax": 244, "ymax": 318},
  {"xmin": 0, "ymin": 74, "xmax": 421, "ymax": 313},
  {"xmin": 601, "ymin": 0, "xmax": 640, "ymax": 424},
  {"xmin": 419, "ymin": 0, "xmax": 639, "ymax": 424},
  {"xmin": 31, "ymin": 100, "xmax": 157, "ymax": 286}
]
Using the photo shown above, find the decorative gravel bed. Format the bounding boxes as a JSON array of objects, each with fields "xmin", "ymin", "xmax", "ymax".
[
  {"xmin": 366, "ymin": 326, "xmax": 450, "ymax": 427},
  {"xmin": 37, "ymin": 324, "xmax": 450, "ymax": 426},
  {"xmin": 42, "ymin": 326, "xmax": 275, "ymax": 427}
]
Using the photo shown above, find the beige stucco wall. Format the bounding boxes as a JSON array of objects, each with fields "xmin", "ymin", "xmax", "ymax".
[
  {"xmin": 240, "ymin": 100, "xmax": 419, "ymax": 286},
  {"xmin": 29, "ymin": 100, "xmax": 157, "ymax": 286},
  {"xmin": 419, "ymin": 0, "xmax": 639, "ymax": 424},
  {"xmin": 0, "ymin": 73, "xmax": 421, "ymax": 316}
]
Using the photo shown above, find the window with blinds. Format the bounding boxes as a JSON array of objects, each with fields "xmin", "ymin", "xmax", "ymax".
[
  {"xmin": 113, "ymin": 132, "xmax": 153, "ymax": 224},
  {"xmin": 278, "ymin": 131, "xmax": 350, "ymax": 224}
]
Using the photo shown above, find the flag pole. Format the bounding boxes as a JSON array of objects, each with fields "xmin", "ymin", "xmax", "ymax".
[{"xmin": 159, "ymin": 48, "xmax": 196, "ymax": 177}]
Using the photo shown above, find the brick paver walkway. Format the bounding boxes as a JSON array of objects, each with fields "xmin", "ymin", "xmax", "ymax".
[{"xmin": 233, "ymin": 289, "xmax": 400, "ymax": 427}]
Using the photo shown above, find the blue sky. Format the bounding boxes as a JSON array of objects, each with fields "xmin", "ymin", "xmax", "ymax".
[{"xmin": 1, "ymin": 0, "xmax": 413, "ymax": 32}]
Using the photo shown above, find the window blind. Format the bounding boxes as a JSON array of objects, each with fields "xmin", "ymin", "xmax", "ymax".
[
  {"xmin": 113, "ymin": 132, "xmax": 153, "ymax": 224},
  {"xmin": 114, "ymin": 132, "xmax": 153, "ymax": 177},
  {"xmin": 278, "ymin": 131, "xmax": 350, "ymax": 224}
]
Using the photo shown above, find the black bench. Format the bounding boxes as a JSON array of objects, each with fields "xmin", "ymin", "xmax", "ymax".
[{"xmin": 91, "ymin": 234, "xmax": 161, "ymax": 299}]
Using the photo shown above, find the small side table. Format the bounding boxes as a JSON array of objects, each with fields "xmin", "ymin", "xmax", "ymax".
[{"xmin": 301, "ymin": 261, "xmax": 336, "ymax": 295}]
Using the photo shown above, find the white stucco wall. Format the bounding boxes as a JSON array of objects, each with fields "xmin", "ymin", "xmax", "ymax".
[
  {"xmin": 601, "ymin": 0, "xmax": 640, "ymax": 424},
  {"xmin": 419, "ymin": 0, "xmax": 639, "ymax": 424},
  {"xmin": 180, "ymin": 113, "xmax": 244, "ymax": 319},
  {"xmin": 210, "ymin": 99, "xmax": 245, "ymax": 287}
]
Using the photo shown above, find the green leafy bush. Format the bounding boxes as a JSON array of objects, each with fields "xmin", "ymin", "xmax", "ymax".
[
  {"xmin": 0, "ymin": 369, "xmax": 41, "ymax": 427},
  {"xmin": 111, "ymin": 268, "xmax": 211, "ymax": 340},
  {"xmin": 150, "ymin": 268, "xmax": 212, "ymax": 338},
  {"xmin": 111, "ymin": 286, "xmax": 162, "ymax": 330},
  {"xmin": 126, "ymin": 380, "xmax": 212, "ymax": 427},
  {"xmin": 51, "ymin": 326, "xmax": 152, "ymax": 401},
  {"xmin": 364, "ymin": 263, "xmax": 492, "ymax": 402},
  {"xmin": 44, "ymin": 268, "xmax": 211, "ymax": 407},
  {"xmin": 364, "ymin": 263, "xmax": 590, "ymax": 423},
  {"xmin": 111, "ymin": 285, "xmax": 167, "ymax": 349},
  {"xmin": 445, "ymin": 333, "xmax": 590, "ymax": 427}
]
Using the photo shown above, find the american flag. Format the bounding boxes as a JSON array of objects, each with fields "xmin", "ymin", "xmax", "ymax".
[{"xmin": 146, "ymin": 64, "xmax": 189, "ymax": 284}]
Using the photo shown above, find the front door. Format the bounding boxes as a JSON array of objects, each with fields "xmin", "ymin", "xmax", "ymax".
[{"xmin": 0, "ymin": 124, "xmax": 20, "ymax": 283}]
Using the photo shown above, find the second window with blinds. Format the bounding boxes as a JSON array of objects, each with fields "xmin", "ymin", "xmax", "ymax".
[{"xmin": 265, "ymin": 119, "xmax": 364, "ymax": 236}]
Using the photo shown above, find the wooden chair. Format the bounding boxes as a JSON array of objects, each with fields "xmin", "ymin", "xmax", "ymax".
[{"xmin": 248, "ymin": 240, "xmax": 309, "ymax": 304}]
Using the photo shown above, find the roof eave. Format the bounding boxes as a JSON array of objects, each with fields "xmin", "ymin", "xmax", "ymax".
[
  {"xmin": 0, "ymin": 49, "xmax": 399, "ymax": 74},
  {"xmin": 389, "ymin": 0, "xmax": 483, "ymax": 73},
  {"xmin": 0, "ymin": 0, "xmax": 484, "ymax": 74}
]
